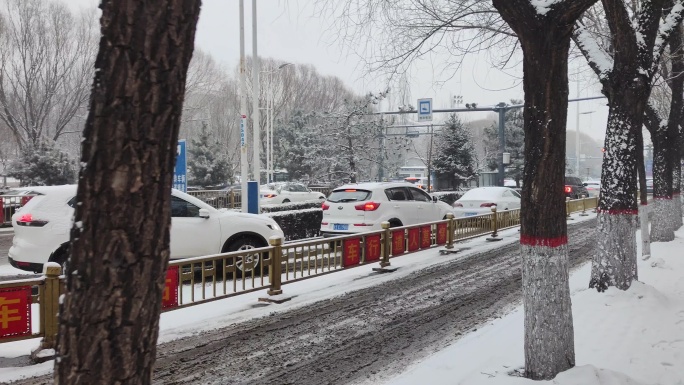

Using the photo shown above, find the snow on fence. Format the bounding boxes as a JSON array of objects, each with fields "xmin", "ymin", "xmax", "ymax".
[{"xmin": 0, "ymin": 197, "xmax": 598, "ymax": 360}]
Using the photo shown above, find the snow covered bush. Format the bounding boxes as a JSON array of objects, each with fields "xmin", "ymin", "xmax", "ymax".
[{"xmin": 9, "ymin": 140, "xmax": 76, "ymax": 186}]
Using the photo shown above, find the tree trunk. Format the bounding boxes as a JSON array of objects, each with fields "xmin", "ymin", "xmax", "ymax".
[
  {"xmin": 636, "ymin": 129, "xmax": 651, "ymax": 259},
  {"xmin": 669, "ymin": 27, "xmax": 684, "ymax": 230},
  {"xmin": 492, "ymin": 0, "xmax": 597, "ymax": 379},
  {"xmin": 592, "ymin": 97, "xmax": 642, "ymax": 291},
  {"xmin": 517, "ymin": 42, "xmax": 575, "ymax": 382},
  {"xmin": 56, "ymin": 1, "xmax": 201, "ymax": 384},
  {"xmin": 651, "ymin": 124, "xmax": 675, "ymax": 241}
]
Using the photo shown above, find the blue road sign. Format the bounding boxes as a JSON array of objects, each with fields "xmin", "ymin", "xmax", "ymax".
[
  {"xmin": 174, "ymin": 139, "xmax": 187, "ymax": 192},
  {"xmin": 417, "ymin": 98, "xmax": 432, "ymax": 121}
]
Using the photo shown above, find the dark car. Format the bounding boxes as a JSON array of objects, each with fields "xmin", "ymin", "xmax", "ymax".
[{"xmin": 564, "ymin": 176, "xmax": 589, "ymax": 199}]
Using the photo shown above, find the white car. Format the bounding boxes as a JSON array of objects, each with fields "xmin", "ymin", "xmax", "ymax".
[
  {"xmin": 583, "ymin": 180, "xmax": 601, "ymax": 197},
  {"xmin": 452, "ymin": 187, "xmax": 521, "ymax": 218},
  {"xmin": 260, "ymin": 182, "xmax": 325, "ymax": 205},
  {"xmin": 8, "ymin": 185, "xmax": 284, "ymax": 275},
  {"xmin": 320, "ymin": 182, "xmax": 453, "ymax": 237}
]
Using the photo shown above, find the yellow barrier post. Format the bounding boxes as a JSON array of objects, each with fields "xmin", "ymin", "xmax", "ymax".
[
  {"xmin": 566, "ymin": 197, "xmax": 573, "ymax": 220},
  {"xmin": 486, "ymin": 206, "xmax": 502, "ymax": 241},
  {"xmin": 380, "ymin": 221, "xmax": 391, "ymax": 267},
  {"xmin": 31, "ymin": 264, "xmax": 61, "ymax": 362},
  {"xmin": 372, "ymin": 221, "xmax": 398, "ymax": 272},
  {"xmin": 229, "ymin": 190, "xmax": 235, "ymax": 209},
  {"xmin": 580, "ymin": 194, "xmax": 589, "ymax": 216},
  {"xmin": 445, "ymin": 213, "xmax": 455, "ymax": 249},
  {"xmin": 267, "ymin": 237, "xmax": 283, "ymax": 296}
]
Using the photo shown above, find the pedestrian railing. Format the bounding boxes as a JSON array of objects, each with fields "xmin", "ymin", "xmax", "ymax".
[
  {"xmin": 1, "ymin": 194, "xmax": 38, "ymax": 226},
  {"xmin": 187, "ymin": 189, "xmax": 242, "ymax": 210},
  {"xmin": 0, "ymin": 196, "xmax": 598, "ymax": 359},
  {"xmin": 0, "ymin": 264, "xmax": 60, "ymax": 361}
]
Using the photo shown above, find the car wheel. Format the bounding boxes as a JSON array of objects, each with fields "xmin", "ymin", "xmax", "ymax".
[
  {"xmin": 282, "ymin": 199, "xmax": 291, "ymax": 203},
  {"xmin": 388, "ymin": 219, "xmax": 403, "ymax": 228},
  {"xmin": 226, "ymin": 236, "xmax": 266, "ymax": 278}
]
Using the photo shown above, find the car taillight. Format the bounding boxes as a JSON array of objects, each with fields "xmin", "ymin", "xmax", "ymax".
[
  {"xmin": 355, "ymin": 202, "xmax": 381, "ymax": 211},
  {"xmin": 453, "ymin": 202, "xmax": 463, "ymax": 208},
  {"xmin": 480, "ymin": 202, "xmax": 496, "ymax": 207},
  {"xmin": 16, "ymin": 213, "xmax": 48, "ymax": 227},
  {"xmin": 322, "ymin": 203, "xmax": 330, "ymax": 210},
  {"xmin": 564, "ymin": 186, "xmax": 572, "ymax": 193}
]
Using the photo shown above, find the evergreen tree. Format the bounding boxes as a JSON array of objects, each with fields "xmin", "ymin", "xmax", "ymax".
[
  {"xmin": 432, "ymin": 114, "xmax": 476, "ymax": 189},
  {"xmin": 9, "ymin": 140, "xmax": 75, "ymax": 186},
  {"xmin": 484, "ymin": 100, "xmax": 524, "ymax": 186},
  {"xmin": 275, "ymin": 111, "xmax": 317, "ymax": 180},
  {"xmin": 187, "ymin": 122, "xmax": 231, "ymax": 187}
]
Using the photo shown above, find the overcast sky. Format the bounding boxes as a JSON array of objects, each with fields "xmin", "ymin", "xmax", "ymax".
[{"xmin": 69, "ymin": 0, "xmax": 611, "ymax": 145}]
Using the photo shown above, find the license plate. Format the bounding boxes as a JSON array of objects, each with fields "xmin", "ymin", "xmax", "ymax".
[
  {"xmin": 333, "ymin": 223, "xmax": 348, "ymax": 231},
  {"xmin": 465, "ymin": 212, "xmax": 477, "ymax": 217}
]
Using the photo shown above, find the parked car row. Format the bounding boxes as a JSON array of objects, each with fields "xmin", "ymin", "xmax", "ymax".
[{"xmin": 8, "ymin": 179, "xmax": 600, "ymax": 275}]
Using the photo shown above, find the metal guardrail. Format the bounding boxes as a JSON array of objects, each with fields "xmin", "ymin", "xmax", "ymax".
[
  {"xmin": 187, "ymin": 190, "xmax": 242, "ymax": 210},
  {"xmin": 1, "ymin": 194, "xmax": 38, "ymax": 226},
  {"xmin": 0, "ymin": 196, "xmax": 598, "ymax": 359}
]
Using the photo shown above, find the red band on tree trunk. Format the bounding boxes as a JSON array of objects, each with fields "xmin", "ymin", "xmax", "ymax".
[{"xmin": 520, "ymin": 235, "xmax": 568, "ymax": 247}]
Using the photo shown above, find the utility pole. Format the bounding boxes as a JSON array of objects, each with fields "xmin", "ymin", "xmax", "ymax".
[
  {"xmin": 495, "ymin": 104, "xmax": 506, "ymax": 187},
  {"xmin": 251, "ymin": 0, "xmax": 260, "ymax": 214},
  {"xmin": 238, "ymin": 0, "xmax": 248, "ymax": 213}
]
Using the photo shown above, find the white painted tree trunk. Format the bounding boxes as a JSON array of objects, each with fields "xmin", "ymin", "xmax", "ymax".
[
  {"xmin": 676, "ymin": 193, "xmax": 683, "ymax": 228},
  {"xmin": 591, "ymin": 212, "xmax": 638, "ymax": 291},
  {"xmin": 639, "ymin": 204, "xmax": 651, "ymax": 260},
  {"xmin": 651, "ymin": 198, "xmax": 675, "ymax": 241},
  {"xmin": 521, "ymin": 243, "xmax": 574, "ymax": 379}
]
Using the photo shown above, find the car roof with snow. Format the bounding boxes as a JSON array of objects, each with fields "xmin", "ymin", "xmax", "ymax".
[
  {"xmin": 458, "ymin": 187, "xmax": 516, "ymax": 200},
  {"xmin": 333, "ymin": 182, "xmax": 420, "ymax": 191}
]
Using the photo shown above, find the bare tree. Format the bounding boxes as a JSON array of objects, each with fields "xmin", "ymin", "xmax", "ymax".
[
  {"xmin": 491, "ymin": 1, "xmax": 598, "ymax": 379},
  {"xmin": 0, "ymin": 0, "xmax": 97, "ymax": 147},
  {"xmin": 320, "ymin": 91, "xmax": 388, "ymax": 183},
  {"xmin": 322, "ymin": 1, "xmax": 599, "ymax": 379},
  {"xmin": 574, "ymin": 0, "xmax": 684, "ymax": 291},
  {"xmin": 56, "ymin": 0, "xmax": 201, "ymax": 383}
]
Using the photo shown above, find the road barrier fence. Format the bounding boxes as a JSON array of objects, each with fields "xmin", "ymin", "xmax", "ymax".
[{"xmin": 0, "ymin": 196, "xmax": 598, "ymax": 359}]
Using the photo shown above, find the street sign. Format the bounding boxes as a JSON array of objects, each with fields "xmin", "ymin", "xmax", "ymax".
[
  {"xmin": 417, "ymin": 98, "xmax": 432, "ymax": 122},
  {"xmin": 173, "ymin": 139, "xmax": 187, "ymax": 192}
]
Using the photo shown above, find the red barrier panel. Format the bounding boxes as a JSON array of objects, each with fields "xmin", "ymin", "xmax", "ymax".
[{"xmin": 0, "ymin": 286, "xmax": 32, "ymax": 340}]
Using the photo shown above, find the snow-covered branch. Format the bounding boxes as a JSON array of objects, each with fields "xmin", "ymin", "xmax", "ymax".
[{"xmin": 573, "ymin": 24, "xmax": 614, "ymax": 82}]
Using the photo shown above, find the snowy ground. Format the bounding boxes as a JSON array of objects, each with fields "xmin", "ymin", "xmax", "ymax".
[
  {"xmin": 386, "ymin": 226, "xmax": 684, "ymax": 385},
  {"xmin": 1, "ymin": 214, "xmax": 682, "ymax": 384}
]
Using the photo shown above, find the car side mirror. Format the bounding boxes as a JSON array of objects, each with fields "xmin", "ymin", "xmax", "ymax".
[
  {"xmin": 199, "ymin": 208, "xmax": 210, "ymax": 219},
  {"xmin": 432, "ymin": 196, "xmax": 438, "ymax": 203},
  {"xmin": 582, "ymin": 183, "xmax": 587, "ymax": 186}
]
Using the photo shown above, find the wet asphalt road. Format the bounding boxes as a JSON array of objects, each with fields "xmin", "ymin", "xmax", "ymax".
[{"xmin": 9, "ymin": 219, "xmax": 597, "ymax": 385}]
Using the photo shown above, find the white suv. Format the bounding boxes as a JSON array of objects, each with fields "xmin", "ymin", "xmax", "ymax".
[
  {"xmin": 320, "ymin": 182, "xmax": 453, "ymax": 237},
  {"xmin": 8, "ymin": 185, "xmax": 284, "ymax": 274}
]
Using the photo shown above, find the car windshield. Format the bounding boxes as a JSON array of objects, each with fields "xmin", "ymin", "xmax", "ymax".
[
  {"xmin": 459, "ymin": 188, "xmax": 503, "ymax": 201},
  {"xmin": 327, "ymin": 189, "xmax": 372, "ymax": 203}
]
